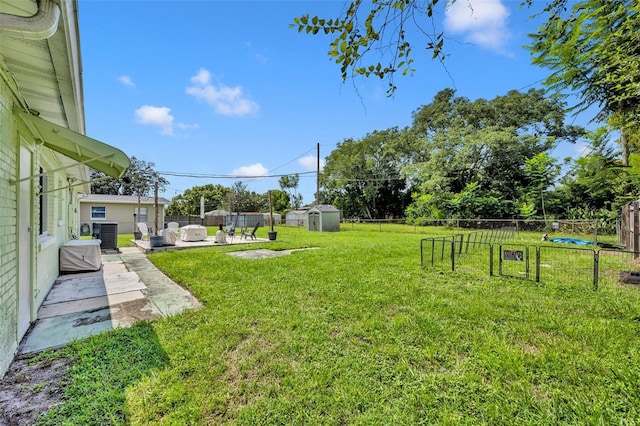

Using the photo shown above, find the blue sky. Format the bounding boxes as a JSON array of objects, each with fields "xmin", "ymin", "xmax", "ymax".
[{"xmin": 78, "ymin": 0, "xmax": 597, "ymax": 205}]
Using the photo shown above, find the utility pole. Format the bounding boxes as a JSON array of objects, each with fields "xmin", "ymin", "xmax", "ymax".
[
  {"xmin": 316, "ymin": 142, "xmax": 320, "ymax": 206},
  {"xmin": 154, "ymin": 181, "xmax": 159, "ymax": 234}
]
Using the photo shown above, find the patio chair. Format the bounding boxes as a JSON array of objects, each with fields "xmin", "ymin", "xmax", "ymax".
[
  {"xmin": 241, "ymin": 223, "xmax": 259, "ymax": 240},
  {"xmin": 225, "ymin": 221, "xmax": 236, "ymax": 241},
  {"xmin": 136, "ymin": 222, "xmax": 150, "ymax": 240}
]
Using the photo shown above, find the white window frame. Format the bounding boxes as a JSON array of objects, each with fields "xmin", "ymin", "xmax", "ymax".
[
  {"xmin": 135, "ymin": 206, "xmax": 148, "ymax": 223},
  {"xmin": 39, "ymin": 168, "xmax": 49, "ymax": 236},
  {"xmin": 91, "ymin": 206, "xmax": 107, "ymax": 220}
]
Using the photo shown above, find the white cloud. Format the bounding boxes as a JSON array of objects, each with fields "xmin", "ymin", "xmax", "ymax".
[
  {"xmin": 255, "ymin": 53, "xmax": 268, "ymax": 65},
  {"xmin": 298, "ymin": 155, "xmax": 325, "ymax": 171},
  {"xmin": 190, "ymin": 68, "xmax": 211, "ymax": 86},
  {"xmin": 444, "ymin": 0, "xmax": 510, "ymax": 52},
  {"xmin": 134, "ymin": 105, "xmax": 174, "ymax": 136},
  {"xmin": 117, "ymin": 75, "xmax": 135, "ymax": 88},
  {"xmin": 186, "ymin": 68, "xmax": 259, "ymax": 117},
  {"xmin": 574, "ymin": 142, "xmax": 592, "ymax": 157},
  {"xmin": 230, "ymin": 163, "xmax": 269, "ymax": 177},
  {"xmin": 177, "ymin": 122, "xmax": 200, "ymax": 130}
]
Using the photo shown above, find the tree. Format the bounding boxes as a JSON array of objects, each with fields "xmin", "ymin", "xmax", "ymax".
[
  {"xmin": 528, "ymin": 0, "xmax": 640, "ymax": 164},
  {"xmin": 166, "ymin": 184, "xmax": 231, "ymax": 216},
  {"xmin": 321, "ymin": 128, "xmax": 413, "ymax": 219},
  {"xmin": 405, "ymin": 89, "xmax": 585, "ymax": 219},
  {"xmin": 269, "ymin": 189, "xmax": 291, "ymax": 213},
  {"xmin": 229, "ymin": 181, "xmax": 265, "ymax": 213},
  {"xmin": 292, "ymin": 0, "xmax": 640, "ymax": 118},
  {"xmin": 520, "ymin": 153, "xmax": 561, "ymax": 220},
  {"xmin": 291, "ymin": 0, "xmax": 431, "ymax": 96},
  {"xmin": 555, "ymin": 128, "xmax": 621, "ymax": 213},
  {"xmin": 278, "ymin": 174, "xmax": 302, "ymax": 209},
  {"xmin": 91, "ymin": 156, "xmax": 169, "ymax": 196}
]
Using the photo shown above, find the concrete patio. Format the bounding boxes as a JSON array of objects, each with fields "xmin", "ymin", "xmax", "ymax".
[
  {"xmin": 18, "ymin": 247, "xmax": 202, "ymax": 355},
  {"xmin": 132, "ymin": 235, "xmax": 271, "ymax": 254}
]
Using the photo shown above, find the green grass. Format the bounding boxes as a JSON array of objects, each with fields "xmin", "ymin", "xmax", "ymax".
[{"xmin": 39, "ymin": 225, "xmax": 640, "ymax": 425}]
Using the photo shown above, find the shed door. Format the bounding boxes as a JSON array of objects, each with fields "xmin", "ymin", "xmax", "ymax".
[
  {"xmin": 18, "ymin": 146, "xmax": 33, "ymax": 339},
  {"xmin": 309, "ymin": 212, "xmax": 320, "ymax": 231}
]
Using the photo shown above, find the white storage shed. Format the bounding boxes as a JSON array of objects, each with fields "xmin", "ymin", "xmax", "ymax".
[
  {"xmin": 286, "ymin": 210, "xmax": 308, "ymax": 227},
  {"xmin": 306, "ymin": 205, "xmax": 341, "ymax": 232}
]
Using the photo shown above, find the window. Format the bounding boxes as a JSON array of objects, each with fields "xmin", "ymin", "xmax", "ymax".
[
  {"xmin": 91, "ymin": 206, "xmax": 106, "ymax": 220},
  {"xmin": 134, "ymin": 207, "xmax": 148, "ymax": 223},
  {"xmin": 39, "ymin": 167, "xmax": 48, "ymax": 235}
]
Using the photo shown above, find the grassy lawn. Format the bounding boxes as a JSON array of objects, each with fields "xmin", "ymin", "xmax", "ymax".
[{"xmin": 38, "ymin": 225, "xmax": 640, "ymax": 425}]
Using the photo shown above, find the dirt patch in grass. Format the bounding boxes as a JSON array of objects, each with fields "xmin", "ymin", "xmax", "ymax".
[{"xmin": 0, "ymin": 353, "xmax": 72, "ymax": 425}]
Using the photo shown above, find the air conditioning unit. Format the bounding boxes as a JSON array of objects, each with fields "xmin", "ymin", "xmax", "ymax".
[{"xmin": 93, "ymin": 222, "xmax": 118, "ymax": 250}]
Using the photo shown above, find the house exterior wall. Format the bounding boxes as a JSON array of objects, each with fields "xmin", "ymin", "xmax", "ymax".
[
  {"xmin": 80, "ymin": 202, "xmax": 165, "ymax": 234},
  {"xmin": 0, "ymin": 64, "xmax": 20, "ymax": 376},
  {"xmin": 34, "ymin": 148, "xmax": 75, "ymax": 309},
  {"xmin": 1, "ymin": 62, "xmax": 82, "ymax": 377}
]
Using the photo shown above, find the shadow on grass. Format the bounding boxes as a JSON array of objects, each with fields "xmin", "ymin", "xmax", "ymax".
[{"xmin": 37, "ymin": 321, "xmax": 169, "ymax": 425}]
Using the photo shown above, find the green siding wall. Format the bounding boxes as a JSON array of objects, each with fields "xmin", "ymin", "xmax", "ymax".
[{"xmin": 0, "ymin": 67, "xmax": 19, "ymax": 376}]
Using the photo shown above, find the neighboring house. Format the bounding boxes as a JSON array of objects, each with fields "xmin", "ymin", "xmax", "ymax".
[
  {"xmin": 0, "ymin": 0, "xmax": 130, "ymax": 377},
  {"xmin": 79, "ymin": 194, "xmax": 170, "ymax": 234}
]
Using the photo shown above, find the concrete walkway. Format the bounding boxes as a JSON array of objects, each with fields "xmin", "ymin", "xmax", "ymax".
[{"xmin": 18, "ymin": 247, "xmax": 201, "ymax": 355}]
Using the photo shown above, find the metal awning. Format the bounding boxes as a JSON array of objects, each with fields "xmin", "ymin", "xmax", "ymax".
[{"xmin": 19, "ymin": 112, "xmax": 130, "ymax": 179}]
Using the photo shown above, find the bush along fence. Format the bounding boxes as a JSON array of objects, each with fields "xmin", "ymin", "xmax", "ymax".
[{"xmin": 421, "ymin": 233, "xmax": 640, "ymax": 291}]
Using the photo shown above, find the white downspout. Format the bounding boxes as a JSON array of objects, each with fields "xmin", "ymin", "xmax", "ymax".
[{"xmin": 0, "ymin": 0, "xmax": 61, "ymax": 40}]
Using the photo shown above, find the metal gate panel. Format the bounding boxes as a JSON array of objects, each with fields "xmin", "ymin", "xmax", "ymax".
[
  {"xmin": 538, "ymin": 246, "xmax": 596, "ymax": 289},
  {"xmin": 499, "ymin": 244, "xmax": 530, "ymax": 279}
]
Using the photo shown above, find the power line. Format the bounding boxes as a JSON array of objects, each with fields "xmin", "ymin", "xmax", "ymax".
[
  {"xmin": 157, "ymin": 170, "xmax": 316, "ymax": 179},
  {"xmin": 269, "ymin": 147, "xmax": 318, "ymax": 173}
]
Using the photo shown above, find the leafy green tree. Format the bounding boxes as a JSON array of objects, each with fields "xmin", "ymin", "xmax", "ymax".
[
  {"xmin": 91, "ymin": 156, "xmax": 168, "ymax": 196},
  {"xmin": 166, "ymin": 184, "xmax": 231, "ymax": 216},
  {"xmin": 405, "ymin": 89, "xmax": 585, "ymax": 220},
  {"xmin": 520, "ymin": 153, "xmax": 561, "ymax": 220},
  {"xmin": 447, "ymin": 182, "xmax": 506, "ymax": 219},
  {"xmin": 555, "ymin": 129, "xmax": 621, "ymax": 213},
  {"xmin": 291, "ymin": 1, "xmax": 433, "ymax": 96},
  {"xmin": 278, "ymin": 174, "xmax": 302, "ymax": 209},
  {"xmin": 269, "ymin": 189, "xmax": 290, "ymax": 213},
  {"xmin": 230, "ymin": 181, "xmax": 265, "ymax": 213},
  {"xmin": 528, "ymin": 0, "xmax": 640, "ymax": 164},
  {"xmin": 321, "ymin": 128, "xmax": 413, "ymax": 219}
]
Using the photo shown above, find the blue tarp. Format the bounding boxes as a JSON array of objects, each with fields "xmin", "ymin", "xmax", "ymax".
[{"xmin": 549, "ymin": 237, "xmax": 595, "ymax": 246}]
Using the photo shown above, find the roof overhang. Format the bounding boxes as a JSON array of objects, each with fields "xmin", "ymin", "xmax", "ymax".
[{"xmin": 19, "ymin": 111, "xmax": 130, "ymax": 179}]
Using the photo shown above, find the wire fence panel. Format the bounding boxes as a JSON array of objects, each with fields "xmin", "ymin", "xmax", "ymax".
[
  {"xmin": 452, "ymin": 242, "xmax": 495, "ymax": 276},
  {"xmin": 421, "ymin": 229, "xmax": 515, "ymax": 271},
  {"xmin": 421, "ymin": 231, "xmax": 640, "ymax": 292},
  {"xmin": 420, "ymin": 237, "xmax": 455, "ymax": 269},
  {"xmin": 598, "ymin": 249, "xmax": 640, "ymax": 289},
  {"xmin": 538, "ymin": 246, "xmax": 597, "ymax": 290},
  {"xmin": 499, "ymin": 244, "xmax": 531, "ymax": 280}
]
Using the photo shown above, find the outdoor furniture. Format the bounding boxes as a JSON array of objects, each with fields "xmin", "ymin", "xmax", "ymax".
[
  {"xmin": 241, "ymin": 223, "xmax": 259, "ymax": 240},
  {"xmin": 180, "ymin": 224, "xmax": 207, "ymax": 242},
  {"xmin": 59, "ymin": 239, "xmax": 102, "ymax": 272},
  {"xmin": 161, "ymin": 228, "xmax": 178, "ymax": 245},
  {"xmin": 225, "ymin": 221, "xmax": 236, "ymax": 241},
  {"xmin": 136, "ymin": 222, "xmax": 149, "ymax": 240},
  {"xmin": 167, "ymin": 222, "xmax": 179, "ymax": 231}
]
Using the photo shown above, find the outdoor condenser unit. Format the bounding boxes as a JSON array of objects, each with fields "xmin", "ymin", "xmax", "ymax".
[{"xmin": 93, "ymin": 222, "xmax": 118, "ymax": 250}]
